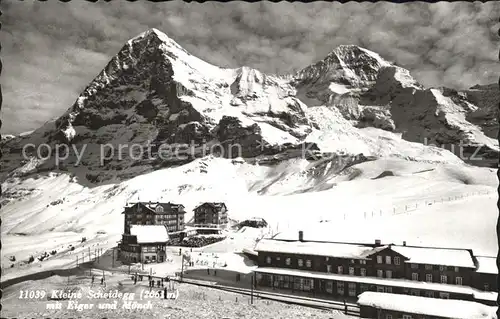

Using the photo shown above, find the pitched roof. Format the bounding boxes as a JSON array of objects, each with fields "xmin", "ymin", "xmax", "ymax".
[
  {"xmin": 254, "ymin": 238, "xmax": 476, "ymax": 268},
  {"xmin": 130, "ymin": 225, "xmax": 169, "ymax": 243},
  {"xmin": 476, "ymin": 256, "xmax": 497, "ymax": 274},
  {"xmin": 194, "ymin": 202, "xmax": 227, "ymax": 211},
  {"xmin": 357, "ymin": 292, "xmax": 496, "ymax": 319},
  {"xmin": 123, "ymin": 202, "xmax": 185, "ymax": 214},
  {"xmin": 390, "ymin": 245, "xmax": 476, "ymax": 268},
  {"xmin": 254, "ymin": 239, "xmax": 374, "ymax": 260}
]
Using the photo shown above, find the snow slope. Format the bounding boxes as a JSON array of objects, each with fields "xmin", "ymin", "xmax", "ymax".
[
  {"xmin": 1, "ymin": 28, "xmax": 498, "ymax": 282},
  {"xmin": 1, "ymin": 156, "xmax": 497, "ymax": 281}
]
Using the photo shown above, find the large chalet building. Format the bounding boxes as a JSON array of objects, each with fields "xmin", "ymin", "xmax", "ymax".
[
  {"xmin": 193, "ymin": 202, "xmax": 228, "ymax": 226},
  {"xmin": 253, "ymin": 232, "xmax": 497, "ymax": 306},
  {"xmin": 119, "ymin": 201, "xmax": 186, "ymax": 263},
  {"xmin": 122, "ymin": 202, "xmax": 186, "ymax": 234},
  {"xmin": 120, "ymin": 225, "xmax": 169, "ymax": 263}
]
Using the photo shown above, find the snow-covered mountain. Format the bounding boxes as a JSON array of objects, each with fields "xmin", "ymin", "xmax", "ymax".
[{"xmin": 1, "ymin": 28, "xmax": 498, "ymax": 278}]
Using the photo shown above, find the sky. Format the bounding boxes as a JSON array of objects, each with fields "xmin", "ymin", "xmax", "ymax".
[{"xmin": 2, "ymin": 1, "xmax": 499, "ymax": 135}]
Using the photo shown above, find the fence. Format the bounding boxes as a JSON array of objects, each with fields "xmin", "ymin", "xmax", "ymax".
[{"xmin": 343, "ymin": 189, "xmax": 495, "ymax": 221}]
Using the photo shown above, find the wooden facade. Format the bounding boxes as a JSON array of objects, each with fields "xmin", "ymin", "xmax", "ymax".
[
  {"xmin": 193, "ymin": 202, "xmax": 228, "ymax": 226},
  {"xmin": 123, "ymin": 202, "xmax": 186, "ymax": 234},
  {"xmin": 254, "ymin": 238, "xmax": 497, "ymax": 305},
  {"xmin": 120, "ymin": 234, "xmax": 167, "ymax": 263},
  {"xmin": 255, "ymin": 271, "xmax": 473, "ymax": 303}
]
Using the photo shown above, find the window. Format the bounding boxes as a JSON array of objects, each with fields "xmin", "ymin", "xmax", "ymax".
[
  {"xmin": 386, "ymin": 315, "xmax": 393, "ymax": 319},
  {"xmin": 360, "ymin": 259, "xmax": 367, "ymax": 265},
  {"xmin": 394, "ymin": 257, "xmax": 400, "ymax": 265},
  {"xmin": 439, "ymin": 292, "xmax": 450, "ymax": 299},
  {"xmin": 385, "ymin": 256, "xmax": 391, "ymax": 264},
  {"xmin": 385, "ymin": 287, "xmax": 392, "ymax": 293},
  {"xmin": 325, "ymin": 257, "xmax": 329, "ymax": 261},
  {"xmin": 386, "ymin": 270, "xmax": 392, "ymax": 278},
  {"xmin": 440, "ymin": 275, "xmax": 448, "ymax": 284},
  {"xmin": 326, "ymin": 281, "xmax": 333, "ymax": 293},
  {"xmin": 377, "ymin": 270, "xmax": 384, "ymax": 278},
  {"xmin": 276, "ymin": 257, "xmax": 281, "ymax": 261},
  {"xmin": 285, "ymin": 258, "xmax": 291, "ymax": 265},
  {"xmin": 425, "ymin": 264, "xmax": 432, "ymax": 270},
  {"xmin": 425, "ymin": 291, "xmax": 435, "ymax": 298},
  {"xmin": 410, "ymin": 289, "xmax": 420, "ymax": 296},
  {"xmin": 337, "ymin": 266, "xmax": 343, "ymax": 274},
  {"xmin": 439, "ymin": 265, "xmax": 446, "ymax": 271},
  {"xmin": 283, "ymin": 276, "xmax": 289, "ymax": 288},
  {"xmin": 306, "ymin": 260, "xmax": 312, "ymax": 268},
  {"xmin": 327, "ymin": 265, "xmax": 332, "ymax": 273},
  {"xmin": 360, "ymin": 268, "xmax": 366, "ymax": 276},
  {"xmin": 266, "ymin": 256, "xmax": 271, "ymax": 264},
  {"xmin": 484, "ymin": 283, "xmax": 490, "ymax": 291},
  {"xmin": 425, "ymin": 274, "xmax": 433, "ymax": 282},
  {"xmin": 402, "ymin": 315, "xmax": 413, "ymax": 319},
  {"xmin": 377, "ymin": 256, "xmax": 383, "ymax": 264},
  {"xmin": 411, "ymin": 263, "xmax": 418, "ymax": 269},
  {"xmin": 348, "ymin": 283, "xmax": 356, "ymax": 296},
  {"xmin": 349, "ymin": 267, "xmax": 355, "ymax": 275},
  {"xmin": 298, "ymin": 259, "xmax": 303, "ymax": 267},
  {"xmin": 455, "ymin": 277, "xmax": 463, "ymax": 285},
  {"xmin": 337, "ymin": 282, "xmax": 344, "ymax": 295},
  {"xmin": 411, "ymin": 273, "xmax": 419, "ymax": 281},
  {"xmin": 376, "ymin": 286, "xmax": 385, "ymax": 292},
  {"xmin": 454, "ymin": 266, "xmax": 459, "ymax": 272}
]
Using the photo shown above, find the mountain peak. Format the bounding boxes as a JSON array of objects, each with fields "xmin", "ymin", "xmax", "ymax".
[{"xmin": 293, "ymin": 44, "xmax": 392, "ymax": 88}]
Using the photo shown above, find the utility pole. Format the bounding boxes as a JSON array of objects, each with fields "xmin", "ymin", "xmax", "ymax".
[
  {"xmin": 112, "ymin": 248, "xmax": 115, "ymax": 268},
  {"xmin": 250, "ymin": 274, "xmax": 254, "ymax": 304},
  {"xmin": 76, "ymin": 256, "xmax": 79, "ymax": 267},
  {"xmin": 88, "ymin": 247, "xmax": 91, "ymax": 262},
  {"xmin": 180, "ymin": 254, "xmax": 184, "ymax": 282}
]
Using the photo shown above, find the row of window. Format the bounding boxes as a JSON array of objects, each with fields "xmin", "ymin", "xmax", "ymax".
[
  {"xmin": 376, "ymin": 256, "xmax": 461, "ymax": 272},
  {"xmin": 265, "ymin": 275, "xmax": 452, "ymax": 300},
  {"xmin": 376, "ymin": 256, "xmax": 401, "ymax": 265},
  {"xmin": 266, "ymin": 255, "xmax": 462, "ymax": 274},
  {"xmin": 409, "ymin": 272, "xmax": 462, "ymax": 285},
  {"xmin": 265, "ymin": 257, "xmax": 464, "ymax": 284}
]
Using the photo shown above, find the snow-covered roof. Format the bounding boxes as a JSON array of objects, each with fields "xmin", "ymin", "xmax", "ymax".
[
  {"xmin": 390, "ymin": 245, "xmax": 475, "ymax": 268},
  {"xmin": 476, "ymin": 256, "xmax": 497, "ymax": 274},
  {"xmin": 124, "ymin": 202, "xmax": 185, "ymax": 214},
  {"xmin": 357, "ymin": 292, "xmax": 497, "ymax": 319},
  {"xmin": 130, "ymin": 225, "xmax": 169, "ymax": 244},
  {"xmin": 254, "ymin": 239, "xmax": 374, "ymax": 260},
  {"xmin": 255, "ymin": 267, "xmax": 477, "ymax": 295},
  {"xmin": 254, "ymin": 239, "xmax": 476, "ymax": 268},
  {"xmin": 474, "ymin": 291, "xmax": 498, "ymax": 302},
  {"xmin": 193, "ymin": 202, "xmax": 227, "ymax": 211}
]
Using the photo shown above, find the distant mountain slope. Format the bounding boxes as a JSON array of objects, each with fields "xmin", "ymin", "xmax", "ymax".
[{"xmin": 1, "ymin": 28, "xmax": 497, "ymax": 187}]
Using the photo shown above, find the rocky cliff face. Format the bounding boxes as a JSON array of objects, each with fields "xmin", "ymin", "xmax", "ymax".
[{"xmin": 1, "ymin": 28, "xmax": 497, "ymax": 184}]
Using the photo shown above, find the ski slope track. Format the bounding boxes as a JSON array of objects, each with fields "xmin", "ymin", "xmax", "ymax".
[{"xmin": 1, "ymin": 28, "xmax": 498, "ymax": 280}]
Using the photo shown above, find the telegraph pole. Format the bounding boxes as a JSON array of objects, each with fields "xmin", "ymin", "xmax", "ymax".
[
  {"xmin": 180, "ymin": 254, "xmax": 184, "ymax": 282},
  {"xmin": 250, "ymin": 274, "xmax": 254, "ymax": 304}
]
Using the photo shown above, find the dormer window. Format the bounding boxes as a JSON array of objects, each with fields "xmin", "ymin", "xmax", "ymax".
[{"xmin": 155, "ymin": 206, "xmax": 164, "ymax": 213}]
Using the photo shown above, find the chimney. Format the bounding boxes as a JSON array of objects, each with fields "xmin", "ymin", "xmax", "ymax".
[
  {"xmin": 374, "ymin": 239, "xmax": 382, "ymax": 246},
  {"xmin": 298, "ymin": 231, "xmax": 304, "ymax": 242},
  {"xmin": 403, "ymin": 241, "xmax": 406, "ymax": 246}
]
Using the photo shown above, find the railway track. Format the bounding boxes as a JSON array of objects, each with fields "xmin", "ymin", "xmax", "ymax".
[{"xmin": 173, "ymin": 278, "xmax": 360, "ymax": 316}]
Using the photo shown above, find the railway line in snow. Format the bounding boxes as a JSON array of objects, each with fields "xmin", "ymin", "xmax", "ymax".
[{"xmin": 172, "ymin": 277, "xmax": 360, "ymax": 316}]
